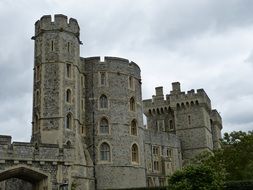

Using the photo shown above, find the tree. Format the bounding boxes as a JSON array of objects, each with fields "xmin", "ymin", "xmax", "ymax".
[
  {"xmin": 168, "ymin": 164, "xmax": 225, "ymax": 190},
  {"xmin": 221, "ymin": 131, "xmax": 253, "ymax": 180}
]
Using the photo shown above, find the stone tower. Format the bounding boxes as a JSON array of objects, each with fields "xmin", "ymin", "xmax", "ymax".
[
  {"xmin": 143, "ymin": 82, "xmax": 222, "ymax": 163},
  {"xmin": 31, "ymin": 14, "xmax": 84, "ymax": 147},
  {"xmin": 83, "ymin": 57, "xmax": 146, "ymax": 189}
]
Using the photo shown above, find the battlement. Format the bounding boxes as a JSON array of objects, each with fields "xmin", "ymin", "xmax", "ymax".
[
  {"xmin": 143, "ymin": 82, "xmax": 212, "ymax": 115},
  {"xmin": 0, "ymin": 135, "xmax": 11, "ymax": 145},
  {"xmin": 84, "ymin": 56, "xmax": 141, "ymax": 71},
  {"xmin": 211, "ymin": 109, "xmax": 222, "ymax": 129},
  {"xmin": 35, "ymin": 14, "xmax": 79, "ymax": 36}
]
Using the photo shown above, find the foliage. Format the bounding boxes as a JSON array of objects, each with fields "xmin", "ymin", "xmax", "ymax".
[
  {"xmin": 167, "ymin": 164, "xmax": 224, "ymax": 190},
  {"xmin": 221, "ymin": 131, "xmax": 253, "ymax": 180},
  {"xmin": 225, "ymin": 180, "xmax": 253, "ymax": 190}
]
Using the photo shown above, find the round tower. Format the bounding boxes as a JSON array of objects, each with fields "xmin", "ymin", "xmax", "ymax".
[
  {"xmin": 84, "ymin": 57, "xmax": 146, "ymax": 189},
  {"xmin": 31, "ymin": 14, "xmax": 84, "ymax": 147}
]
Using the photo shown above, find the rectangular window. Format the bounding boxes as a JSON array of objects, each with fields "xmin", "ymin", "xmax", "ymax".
[
  {"xmin": 128, "ymin": 76, "xmax": 134, "ymax": 90},
  {"xmin": 81, "ymin": 99, "xmax": 84, "ymax": 111},
  {"xmin": 153, "ymin": 161, "xmax": 159, "ymax": 171},
  {"xmin": 80, "ymin": 75, "xmax": 84, "ymax": 87},
  {"xmin": 99, "ymin": 72, "xmax": 107, "ymax": 86},
  {"xmin": 188, "ymin": 115, "xmax": 191, "ymax": 125},
  {"xmin": 169, "ymin": 119, "xmax": 174, "ymax": 130},
  {"xmin": 157, "ymin": 120, "xmax": 165, "ymax": 132},
  {"xmin": 36, "ymin": 65, "xmax": 40, "ymax": 81},
  {"xmin": 152, "ymin": 146, "xmax": 160, "ymax": 156},
  {"xmin": 167, "ymin": 148, "xmax": 172, "ymax": 158},
  {"xmin": 66, "ymin": 64, "xmax": 71, "ymax": 78}
]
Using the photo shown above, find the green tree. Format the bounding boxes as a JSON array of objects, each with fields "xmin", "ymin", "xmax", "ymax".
[
  {"xmin": 168, "ymin": 164, "xmax": 224, "ymax": 190},
  {"xmin": 221, "ymin": 130, "xmax": 253, "ymax": 180}
]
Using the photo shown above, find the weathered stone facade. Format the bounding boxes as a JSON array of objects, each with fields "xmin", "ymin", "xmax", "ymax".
[{"xmin": 0, "ymin": 14, "xmax": 222, "ymax": 190}]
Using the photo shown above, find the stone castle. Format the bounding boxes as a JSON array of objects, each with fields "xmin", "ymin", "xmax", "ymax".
[{"xmin": 0, "ymin": 15, "xmax": 222, "ymax": 190}]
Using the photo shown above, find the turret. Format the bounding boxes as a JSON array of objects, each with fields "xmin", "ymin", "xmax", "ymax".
[{"xmin": 31, "ymin": 15, "xmax": 84, "ymax": 147}]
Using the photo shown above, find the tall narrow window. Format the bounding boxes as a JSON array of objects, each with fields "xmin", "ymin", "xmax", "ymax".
[
  {"xmin": 188, "ymin": 115, "xmax": 191, "ymax": 125},
  {"xmin": 66, "ymin": 89, "xmax": 71, "ymax": 103},
  {"xmin": 129, "ymin": 76, "xmax": 134, "ymax": 89},
  {"xmin": 100, "ymin": 142, "xmax": 110, "ymax": 161},
  {"xmin": 131, "ymin": 120, "xmax": 137, "ymax": 136},
  {"xmin": 157, "ymin": 120, "xmax": 165, "ymax": 132},
  {"xmin": 35, "ymin": 90, "xmax": 40, "ymax": 106},
  {"xmin": 65, "ymin": 113, "xmax": 72, "ymax": 129},
  {"xmin": 34, "ymin": 115, "xmax": 39, "ymax": 132},
  {"xmin": 66, "ymin": 64, "xmax": 71, "ymax": 78},
  {"xmin": 154, "ymin": 161, "xmax": 159, "ymax": 171},
  {"xmin": 100, "ymin": 72, "xmax": 106, "ymax": 86},
  {"xmin": 81, "ymin": 99, "xmax": 84, "ymax": 111},
  {"xmin": 51, "ymin": 41, "xmax": 54, "ymax": 51},
  {"xmin": 67, "ymin": 42, "xmax": 70, "ymax": 52},
  {"xmin": 100, "ymin": 95, "xmax": 108, "ymax": 109},
  {"xmin": 80, "ymin": 75, "xmax": 84, "ymax": 87},
  {"xmin": 131, "ymin": 144, "xmax": 139, "ymax": 163},
  {"xmin": 36, "ymin": 65, "xmax": 40, "ymax": 81},
  {"xmin": 100, "ymin": 118, "xmax": 109, "ymax": 134},
  {"xmin": 169, "ymin": 120, "xmax": 174, "ymax": 130},
  {"xmin": 130, "ymin": 97, "xmax": 135, "ymax": 111}
]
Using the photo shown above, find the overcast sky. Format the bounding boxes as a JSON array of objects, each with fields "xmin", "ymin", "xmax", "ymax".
[{"xmin": 0, "ymin": 0, "xmax": 253, "ymax": 142}]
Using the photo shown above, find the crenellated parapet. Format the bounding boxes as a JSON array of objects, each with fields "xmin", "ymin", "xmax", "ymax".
[
  {"xmin": 33, "ymin": 14, "xmax": 81, "ymax": 43},
  {"xmin": 143, "ymin": 82, "xmax": 212, "ymax": 116},
  {"xmin": 211, "ymin": 109, "xmax": 222, "ymax": 129}
]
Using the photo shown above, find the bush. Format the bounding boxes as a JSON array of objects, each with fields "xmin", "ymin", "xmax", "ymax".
[{"xmin": 225, "ymin": 180, "xmax": 253, "ymax": 190}]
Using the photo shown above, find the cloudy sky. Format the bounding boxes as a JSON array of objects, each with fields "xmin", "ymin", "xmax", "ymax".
[{"xmin": 0, "ymin": 0, "xmax": 253, "ymax": 142}]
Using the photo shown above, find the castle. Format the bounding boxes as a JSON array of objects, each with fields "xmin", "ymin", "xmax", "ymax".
[{"xmin": 0, "ymin": 15, "xmax": 222, "ymax": 190}]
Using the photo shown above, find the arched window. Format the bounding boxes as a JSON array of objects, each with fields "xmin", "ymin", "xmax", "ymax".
[
  {"xmin": 130, "ymin": 97, "xmax": 135, "ymax": 111},
  {"xmin": 65, "ymin": 113, "xmax": 72, "ymax": 129},
  {"xmin": 131, "ymin": 120, "xmax": 137, "ymax": 136},
  {"xmin": 100, "ymin": 142, "xmax": 110, "ymax": 161},
  {"xmin": 131, "ymin": 144, "xmax": 139, "ymax": 163},
  {"xmin": 66, "ymin": 89, "xmax": 71, "ymax": 103},
  {"xmin": 100, "ymin": 118, "xmax": 109, "ymax": 134},
  {"xmin": 100, "ymin": 95, "xmax": 108, "ymax": 109}
]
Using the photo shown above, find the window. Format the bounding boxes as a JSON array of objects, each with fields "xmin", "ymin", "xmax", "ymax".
[
  {"xmin": 66, "ymin": 64, "xmax": 71, "ymax": 78},
  {"xmin": 131, "ymin": 144, "xmax": 139, "ymax": 163},
  {"xmin": 157, "ymin": 120, "xmax": 165, "ymax": 132},
  {"xmin": 154, "ymin": 161, "xmax": 159, "ymax": 171},
  {"xmin": 130, "ymin": 97, "xmax": 135, "ymax": 111},
  {"xmin": 81, "ymin": 99, "xmax": 84, "ymax": 111},
  {"xmin": 169, "ymin": 120, "xmax": 174, "ymax": 130},
  {"xmin": 100, "ymin": 72, "xmax": 107, "ymax": 86},
  {"xmin": 65, "ymin": 113, "xmax": 72, "ymax": 129},
  {"xmin": 34, "ymin": 115, "xmax": 39, "ymax": 132},
  {"xmin": 66, "ymin": 89, "xmax": 71, "ymax": 103},
  {"xmin": 100, "ymin": 142, "xmax": 110, "ymax": 161},
  {"xmin": 80, "ymin": 75, "xmax": 84, "ymax": 87},
  {"xmin": 100, "ymin": 95, "xmax": 108, "ymax": 109},
  {"xmin": 67, "ymin": 42, "xmax": 70, "ymax": 52},
  {"xmin": 129, "ymin": 76, "xmax": 134, "ymax": 89},
  {"xmin": 51, "ymin": 40, "xmax": 54, "ymax": 51},
  {"xmin": 167, "ymin": 148, "xmax": 172, "ymax": 158},
  {"xmin": 100, "ymin": 118, "xmax": 109, "ymax": 134},
  {"xmin": 131, "ymin": 120, "xmax": 137, "ymax": 136},
  {"xmin": 153, "ymin": 146, "xmax": 160, "ymax": 155},
  {"xmin": 188, "ymin": 115, "xmax": 191, "ymax": 125},
  {"xmin": 36, "ymin": 65, "xmax": 40, "ymax": 81},
  {"xmin": 35, "ymin": 90, "xmax": 40, "ymax": 106}
]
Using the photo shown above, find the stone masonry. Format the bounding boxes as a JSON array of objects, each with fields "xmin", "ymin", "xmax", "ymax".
[{"xmin": 0, "ymin": 14, "xmax": 222, "ymax": 190}]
